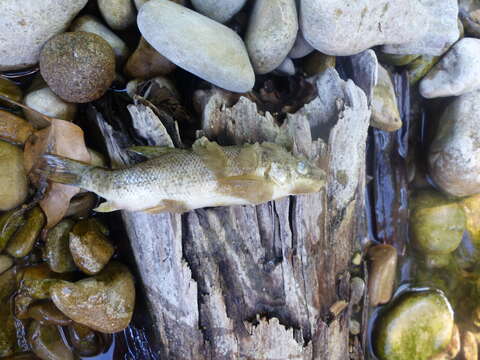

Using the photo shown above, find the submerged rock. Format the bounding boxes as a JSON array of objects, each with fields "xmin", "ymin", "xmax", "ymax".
[
  {"xmin": 420, "ymin": 38, "xmax": 480, "ymax": 98},
  {"xmin": 374, "ymin": 291, "xmax": 454, "ymax": 360},
  {"xmin": 28, "ymin": 321, "xmax": 74, "ymax": 360},
  {"xmin": 300, "ymin": 0, "xmax": 428, "ymax": 56},
  {"xmin": 410, "ymin": 190, "xmax": 465, "ymax": 255},
  {"xmin": 44, "ymin": 220, "xmax": 77, "ymax": 273},
  {"xmin": 429, "ymin": 89, "xmax": 480, "ymax": 197},
  {"xmin": 0, "ymin": 0, "xmax": 88, "ymax": 70},
  {"xmin": 40, "ymin": 32, "xmax": 116, "ymax": 103},
  {"xmin": 138, "ymin": 0, "xmax": 254, "ymax": 93},
  {"xmin": 191, "ymin": 0, "xmax": 247, "ymax": 23},
  {"xmin": 371, "ymin": 65, "xmax": 402, "ymax": 132},
  {"xmin": 0, "ymin": 141, "xmax": 28, "ymax": 211},
  {"xmin": 245, "ymin": 0, "xmax": 298, "ymax": 74},
  {"xmin": 51, "ymin": 262, "xmax": 135, "ymax": 333}
]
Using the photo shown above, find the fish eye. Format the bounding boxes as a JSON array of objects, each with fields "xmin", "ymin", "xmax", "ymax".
[{"xmin": 297, "ymin": 161, "xmax": 308, "ymax": 175}]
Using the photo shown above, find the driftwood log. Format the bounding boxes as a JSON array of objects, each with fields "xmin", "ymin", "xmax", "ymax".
[{"xmin": 93, "ymin": 66, "xmax": 371, "ymax": 359}]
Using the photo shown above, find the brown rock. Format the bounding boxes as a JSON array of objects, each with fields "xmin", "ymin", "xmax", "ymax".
[
  {"xmin": 50, "ymin": 262, "xmax": 135, "ymax": 333},
  {"xmin": 39, "ymin": 32, "xmax": 115, "ymax": 103},
  {"xmin": 367, "ymin": 244, "xmax": 398, "ymax": 307},
  {"xmin": 124, "ymin": 37, "xmax": 176, "ymax": 79}
]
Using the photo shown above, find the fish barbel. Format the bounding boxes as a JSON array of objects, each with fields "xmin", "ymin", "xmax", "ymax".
[{"xmin": 40, "ymin": 137, "xmax": 326, "ymax": 213}]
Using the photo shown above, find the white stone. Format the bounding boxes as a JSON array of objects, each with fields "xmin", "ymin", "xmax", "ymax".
[
  {"xmin": 24, "ymin": 86, "xmax": 77, "ymax": 128},
  {"xmin": 429, "ymin": 89, "xmax": 480, "ymax": 197},
  {"xmin": 288, "ymin": 32, "xmax": 314, "ymax": 59},
  {"xmin": 420, "ymin": 38, "xmax": 480, "ymax": 98},
  {"xmin": 191, "ymin": 0, "xmax": 247, "ymax": 23},
  {"xmin": 71, "ymin": 15, "xmax": 130, "ymax": 64},
  {"xmin": 138, "ymin": 0, "xmax": 254, "ymax": 93},
  {"xmin": 245, "ymin": 0, "xmax": 298, "ymax": 74},
  {"xmin": 0, "ymin": 0, "xmax": 88, "ymax": 71},
  {"xmin": 300, "ymin": 0, "xmax": 429, "ymax": 56},
  {"xmin": 275, "ymin": 58, "xmax": 296, "ymax": 76},
  {"xmin": 383, "ymin": 0, "xmax": 459, "ymax": 56},
  {"xmin": 98, "ymin": 0, "xmax": 136, "ymax": 30}
]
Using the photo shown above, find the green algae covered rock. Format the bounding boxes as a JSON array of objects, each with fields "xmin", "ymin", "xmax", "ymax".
[
  {"xmin": 374, "ymin": 291, "xmax": 454, "ymax": 360},
  {"xmin": 410, "ymin": 190, "xmax": 466, "ymax": 255}
]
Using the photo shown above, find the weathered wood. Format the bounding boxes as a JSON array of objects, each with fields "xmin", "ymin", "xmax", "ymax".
[{"xmin": 94, "ymin": 68, "xmax": 370, "ymax": 360}]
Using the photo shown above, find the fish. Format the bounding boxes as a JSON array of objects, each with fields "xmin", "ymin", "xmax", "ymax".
[{"xmin": 38, "ymin": 137, "xmax": 326, "ymax": 214}]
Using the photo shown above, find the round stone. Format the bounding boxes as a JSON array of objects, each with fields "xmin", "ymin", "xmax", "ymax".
[
  {"xmin": 374, "ymin": 291, "xmax": 454, "ymax": 360},
  {"xmin": 39, "ymin": 32, "xmax": 115, "ymax": 103}
]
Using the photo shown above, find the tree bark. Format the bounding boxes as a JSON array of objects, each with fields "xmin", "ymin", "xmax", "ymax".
[{"xmin": 93, "ymin": 67, "xmax": 371, "ymax": 360}]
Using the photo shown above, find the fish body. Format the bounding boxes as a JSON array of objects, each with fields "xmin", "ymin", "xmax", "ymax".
[{"xmin": 42, "ymin": 138, "xmax": 325, "ymax": 213}]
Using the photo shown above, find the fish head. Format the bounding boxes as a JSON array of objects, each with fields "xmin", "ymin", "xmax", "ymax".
[{"xmin": 261, "ymin": 144, "xmax": 326, "ymax": 195}]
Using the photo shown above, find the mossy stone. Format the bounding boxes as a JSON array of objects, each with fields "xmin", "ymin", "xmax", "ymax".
[
  {"xmin": 39, "ymin": 32, "xmax": 115, "ymax": 103},
  {"xmin": 374, "ymin": 291, "xmax": 454, "ymax": 360},
  {"xmin": 410, "ymin": 190, "xmax": 466, "ymax": 255}
]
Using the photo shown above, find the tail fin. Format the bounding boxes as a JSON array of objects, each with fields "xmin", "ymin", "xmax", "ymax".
[{"xmin": 38, "ymin": 154, "xmax": 95, "ymax": 187}]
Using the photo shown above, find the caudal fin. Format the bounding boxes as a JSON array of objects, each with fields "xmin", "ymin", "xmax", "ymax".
[{"xmin": 38, "ymin": 154, "xmax": 94, "ymax": 187}]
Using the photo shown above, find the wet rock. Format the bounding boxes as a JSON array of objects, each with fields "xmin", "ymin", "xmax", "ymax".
[
  {"xmin": 383, "ymin": 0, "xmax": 459, "ymax": 56},
  {"xmin": 69, "ymin": 226, "xmax": 114, "ymax": 275},
  {"xmin": 462, "ymin": 331, "xmax": 478, "ymax": 360},
  {"xmin": 0, "ymin": 110, "xmax": 34, "ymax": 145},
  {"xmin": 0, "ymin": 256, "xmax": 13, "ymax": 278},
  {"xmin": 429, "ymin": 89, "xmax": 480, "ymax": 197},
  {"xmin": 68, "ymin": 323, "xmax": 103, "ymax": 357},
  {"xmin": 98, "ymin": 0, "xmax": 136, "ymax": 31},
  {"xmin": 6, "ymin": 207, "xmax": 46, "ymax": 258},
  {"xmin": 71, "ymin": 15, "xmax": 130, "ymax": 65},
  {"xmin": 302, "ymin": 52, "xmax": 335, "ymax": 77},
  {"xmin": 374, "ymin": 291, "xmax": 454, "ymax": 360},
  {"xmin": 0, "ymin": 77, "xmax": 22, "ymax": 103},
  {"xmin": 420, "ymin": 38, "xmax": 480, "ymax": 98},
  {"xmin": 0, "ymin": 268, "xmax": 17, "ymax": 357},
  {"xmin": 44, "ymin": 220, "xmax": 76, "ymax": 273},
  {"xmin": 350, "ymin": 277, "xmax": 365, "ymax": 305},
  {"xmin": 138, "ymin": 0, "xmax": 254, "ymax": 93},
  {"xmin": 0, "ymin": 141, "xmax": 28, "ymax": 211},
  {"xmin": 376, "ymin": 52, "xmax": 420, "ymax": 67},
  {"xmin": 245, "ymin": 0, "xmax": 298, "ymax": 74},
  {"xmin": 28, "ymin": 321, "xmax": 74, "ymax": 360},
  {"xmin": 124, "ymin": 37, "xmax": 176, "ymax": 79},
  {"xmin": 26, "ymin": 301, "xmax": 72, "ymax": 326},
  {"xmin": 65, "ymin": 193, "xmax": 98, "ymax": 219},
  {"xmin": 371, "ymin": 65, "xmax": 402, "ymax": 132},
  {"xmin": 410, "ymin": 190, "xmax": 466, "ymax": 255},
  {"xmin": 0, "ymin": 210, "xmax": 25, "ymax": 252},
  {"xmin": 0, "ymin": 0, "xmax": 88, "ymax": 70},
  {"xmin": 407, "ymin": 55, "xmax": 440, "ymax": 85},
  {"xmin": 300, "ymin": 0, "xmax": 428, "ymax": 56},
  {"xmin": 288, "ymin": 32, "xmax": 314, "ymax": 59},
  {"xmin": 367, "ymin": 244, "xmax": 397, "ymax": 307},
  {"xmin": 50, "ymin": 262, "xmax": 135, "ymax": 333},
  {"xmin": 191, "ymin": 0, "xmax": 247, "ymax": 23},
  {"xmin": 23, "ymin": 86, "xmax": 77, "ymax": 128},
  {"xmin": 39, "ymin": 32, "xmax": 116, "ymax": 103}
]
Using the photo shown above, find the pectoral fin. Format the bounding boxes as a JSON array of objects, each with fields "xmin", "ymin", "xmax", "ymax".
[
  {"xmin": 192, "ymin": 137, "xmax": 228, "ymax": 177},
  {"xmin": 217, "ymin": 175, "xmax": 273, "ymax": 204},
  {"xmin": 127, "ymin": 146, "xmax": 187, "ymax": 159},
  {"xmin": 94, "ymin": 201, "xmax": 120, "ymax": 213},
  {"xmin": 142, "ymin": 200, "xmax": 190, "ymax": 214}
]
